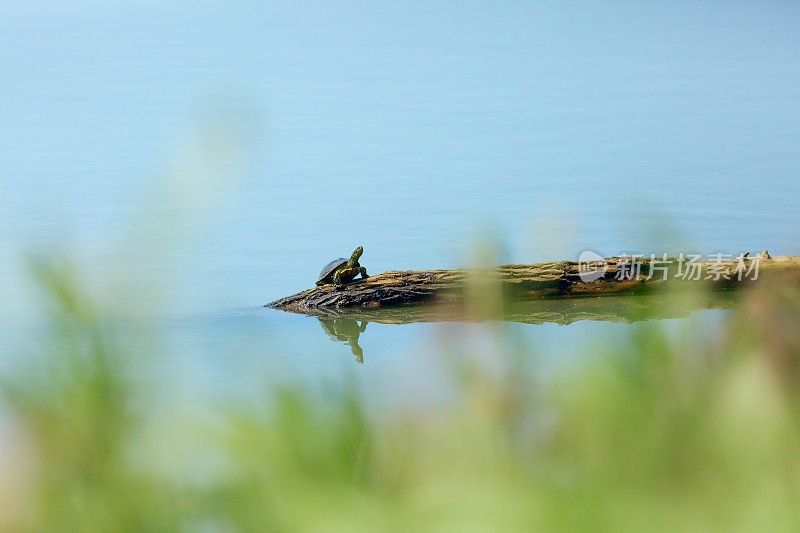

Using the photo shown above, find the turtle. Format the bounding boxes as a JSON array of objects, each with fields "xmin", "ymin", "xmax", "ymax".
[{"xmin": 316, "ymin": 246, "xmax": 369, "ymax": 288}]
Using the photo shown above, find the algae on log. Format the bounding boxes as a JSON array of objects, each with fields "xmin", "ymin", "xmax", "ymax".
[{"xmin": 266, "ymin": 255, "xmax": 800, "ymax": 314}]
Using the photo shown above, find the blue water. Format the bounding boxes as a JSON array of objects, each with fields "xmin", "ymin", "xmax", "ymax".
[{"xmin": 1, "ymin": 1, "xmax": 798, "ymax": 398}]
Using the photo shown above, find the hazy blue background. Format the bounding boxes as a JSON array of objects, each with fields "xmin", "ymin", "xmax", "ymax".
[{"xmin": 1, "ymin": 1, "xmax": 798, "ymax": 397}]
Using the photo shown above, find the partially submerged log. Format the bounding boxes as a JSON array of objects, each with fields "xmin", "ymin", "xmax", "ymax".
[{"xmin": 267, "ymin": 254, "xmax": 800, "ymax": 317}]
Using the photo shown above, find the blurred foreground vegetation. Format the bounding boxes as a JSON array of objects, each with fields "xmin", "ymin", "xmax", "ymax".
[{"xmin": 1, "ymin": 258, "xmax": 800, "ymax": 532}]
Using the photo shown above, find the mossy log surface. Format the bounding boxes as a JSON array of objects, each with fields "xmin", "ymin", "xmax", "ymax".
[{"xmin": 266, "ymin": 255, "xmax": 800, "ymax": 317}]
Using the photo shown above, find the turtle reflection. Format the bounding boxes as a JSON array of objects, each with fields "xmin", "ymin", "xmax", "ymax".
[{"xmin": 317, "ymin": 317, "xmax": 369, "ymax": 364}]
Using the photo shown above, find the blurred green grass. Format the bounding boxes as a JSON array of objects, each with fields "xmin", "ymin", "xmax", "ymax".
[{"xmin": 1, "ymin": 256, "xmax": 799, "ymax": 532}]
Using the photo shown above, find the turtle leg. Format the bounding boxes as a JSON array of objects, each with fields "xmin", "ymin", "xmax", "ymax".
[
  {"xmin": 358, "ymin": 266, "xmax": 369, "ymax": 279},
  {"xmin": 333, "ymin": 270, "xmax": 343, "ymax": 289}
]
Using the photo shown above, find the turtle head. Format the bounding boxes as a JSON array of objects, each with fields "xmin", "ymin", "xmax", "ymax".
[{"xmin": 349, "ymin": 246, "xmax": 364, "ymax": 266}]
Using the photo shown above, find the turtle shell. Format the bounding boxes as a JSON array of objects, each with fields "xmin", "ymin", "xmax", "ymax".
[{"xmin": 318, "ymin": 257, "xmax": 348, "ymax": 283}]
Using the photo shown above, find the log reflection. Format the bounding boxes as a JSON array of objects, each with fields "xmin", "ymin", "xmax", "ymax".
[{"xmin": 309, "ymin": 292, "xmax": 740, "ymax": 363}]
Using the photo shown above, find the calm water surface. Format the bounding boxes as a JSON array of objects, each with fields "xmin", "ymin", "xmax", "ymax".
[{"xmin": 1, "ymin": 1, "xmax": 798, "ymax": 399}]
